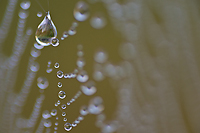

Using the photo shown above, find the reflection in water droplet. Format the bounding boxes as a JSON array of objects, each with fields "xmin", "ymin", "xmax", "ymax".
[
  {"xmin": 88, "ymin": 96, "xmax": 104, "ymax": 114},
  {"xmin": 54, "ymin": 62, "xmax": 60, "ymax": 68},
  {"xmin": 35, "ymin": 11, "xmax": 57, "ymax": 46},
  {"xmin": 81, "ymin": 81, "xmax": 97, "ymax": 95},
  {"xmin": 44, "ymin": 119, "xmax": 52, "ymax": 127},
  {"xmin": 58, "ymin": 91, "xmax": 66, "ymax": 99},
  {"xmin": 51, "ymin": 38, "xmax": 59, "ymax": 47},
  {"xmin": 90, "ymin": 14, "xmax": 106, "ymax": 29},
  {"xmin": 74, "ymin": 1, "xmax": 90, "ymax": 21},
  {"xmin": 37, "ymin": 12, "xmax": 43, "ymax": 17},
  {"xmin": 64, "ymin": 123, "xmax": 72, "ymax": 131},
  {"xmin": 51, "ymin": 109, "xmax": 57, "ymax": 116},
  {"xmin": 80, "ymin": 105, "xmax": 89, "ymax": 115},
  {"xmin": 77, "ymin": 70, "xmax": 89, "ymax": 82},
  {"xmin": 20, "ymin": 1, "xmax": 31, "ymax": 10},
  {"xmin": 37, "ymin": 77, "xmax": 49, "ymax": 89},
  {"xmin": 57, "ymin": 82, "xmax": 62, "ymax": 88},
  {"xmin": 57, "ymin": 70, "xmax": 64, "ymax": 78}
]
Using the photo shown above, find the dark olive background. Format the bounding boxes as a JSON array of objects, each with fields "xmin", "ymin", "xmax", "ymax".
[{"xmin": 0, "ymin": 0, "xmax": 121, "ymax": 132}]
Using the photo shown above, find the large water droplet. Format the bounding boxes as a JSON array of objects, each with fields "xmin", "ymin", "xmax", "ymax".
[
  {"xmin": 35, "ymin": 11, "xmax": 57, "ymax": 46},
  {"xmin": 64, "ymin": 123, "xmax": 72, "ymax": 131},
  {"xmin": 58, "ymin": 91, "xmax": 66, "ymax": 99},
  {"xmin": 74, "ymin": 1, "xmax": 90, "ymax": 21},
  {"xmin": 88, "ymin": 96, "xmax": 104, "ymax": 114},
  {"xmin": 81, "ymin": 81, "xmax": 96, "ymax": 95},
  {"xmin": 37, "ymin": 77, "xmax": 49, "ymax": 89}
]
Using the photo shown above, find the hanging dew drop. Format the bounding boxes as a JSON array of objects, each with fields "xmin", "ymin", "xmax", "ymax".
[
  {"xmin": 74, "ymin": 1, "xmax": 90, "ymax": 21},
  {"xmin": 64, "ymin": 123, "xmax": 72, "ymax": 131},
  {"xmin": 51, "ymin": 38, "xmax": 59, "ymax": 47},
  {"xmin": 58, "ymin": 91, "xmax": 66, "ymax": 99},
  {"xmin": 37, "ymin": 12, "xmax": 43, "ymax": 17},
  {"xmin": 50, "ymin": 109, "xmax": 57, "ymax": 116},
  {"xmin": 35, "ymin": 11, "xmax": 57, "ymax": 46}
]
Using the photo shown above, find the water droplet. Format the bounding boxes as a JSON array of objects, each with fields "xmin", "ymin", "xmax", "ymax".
[
  {"xmin": 77, "ymin": 51, "xmax": 84, "ymax": 57},
  {"xmin": 77, "ymin": 116, "xmax": 84, "ymax": 121},
  {"xmin": 44, "ymin": 119, "xmax": 52, "ymax": 127},
  {"xmin": 90, "ymin": 14, "xmax": 106, "ymax": 29},
  {"xmin": 35, "ymin": 11, "xmax": 57, "ymax": 46},
  {"xmin": 77, "ymin": 57, "xmax": 85, "ymax": 68},
  {"xmin": 37, "ymin": 12, "xmax": 43, "ymax": 17},
  {"xmin": 74, "ymin": 1, "xmax": 90, "ymax": 21},
  {"xmin": 54, "ymin": 62, "xmax": 60, "ymax": 68},
  {"xmin": 37, "ymin": 77, "xmax": 49, "ymax": 89},
  {"xmin": 18, "ymin": 11, "xmax": 29, "ymax": 19},
  {"xmin": 81, "ymin": 81, "xmax": 97, "ymax": 95},
  {"xmin": 20, "ymin": 1, "xmax": 31, "ymax": 10},
  {"xmin": 80, "ymin": 105, "xmax": 89, "ymax": 115},
  {"xmin": 61, "ymin": 104, "xmax": 67, "ymax": 109},
  {"xmin": 30, "ymin": 47, "xmax": 41, "ymax": 58},
  {"xmin": 88, "ymin": 96, "xmax": 104, "ymax": 114},
  {"xmin": 63, "ymin": 118, "xmax": 67, "ymax": 122},
  {"xmin": 57, "ymin": 82, "xmax": 62, "ymax": 88},
  {"xmin": 68, "ymin": 27, "xmax": 76, "ymax": 35},
  {"xmin": 57, "ymin": 70, "xmax": 64, "ymax": 78},
  {"xmin": 62, "ymin": 31, "xmax": 68, "ymax": 38},
  {"xmin": 93, "ymin": 71, "xmax": 104, "ymax": 81},
  {"xmin": 54, "ymin": 127, "xmax": 58, "ymax": 130},
  {"xmin": 62, "ymin": 112, "xmax": 66, "ymax": 116},
  {"xmin": 72, "ymin": 123, "xmax": 77, "ymax": 127},
  {"xmin": 51, "ymin": 109, "xmax": 57, "ymax": 116},
  {"xmin": 46, "ymin": 68, "xmax": 53, "ymax": 73},
  {"xmin": 34, "ymin": 42, "xmax": 44, "ymax": 50},
  {"xmin": 64, "ymin": 123, "xmax": 72, "ymax": 131},
  {"xmin": 72, "ymin": 22, "xmax": 79, "ymax": 27},
  {"xmin": 58, "ymin": 91, "xmax": 66, "ymax": 99},
  {"xmin": 30, "ymin": 62, "xmax": 39, "ymax": 72},
  {"xmin": 74, "ymin": 120, "xmax": 80, "ymax": 124},
  {"xmin": 42, "ymin": 110, "xmax": 51, "ymax": 119},
  {"xmin": 94, "ymin": 50, "xmax": 108, "ymax": 63},
  {"xmin": 55, "ymin": 122, "xmax": 59, "ymax": 126},
  {"xmin": 56, "ymin": 100, "xmax": 61, "ymax": 105},
  {"xmin": 101, "ymin": 121, "xmax": 118, "ymax": 133},
  {"xmin": 76, "ymin": 70, "xmax": 89, "ymax": 82},
  {"xmin": 51, "ymin": 38, "xmax": 59, "ymax": 47}
]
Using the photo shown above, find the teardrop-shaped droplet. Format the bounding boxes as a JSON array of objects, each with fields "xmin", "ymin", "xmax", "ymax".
[{"xmin": 35, "ymin": 11, "xmax": 57, "ymax": 46}]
